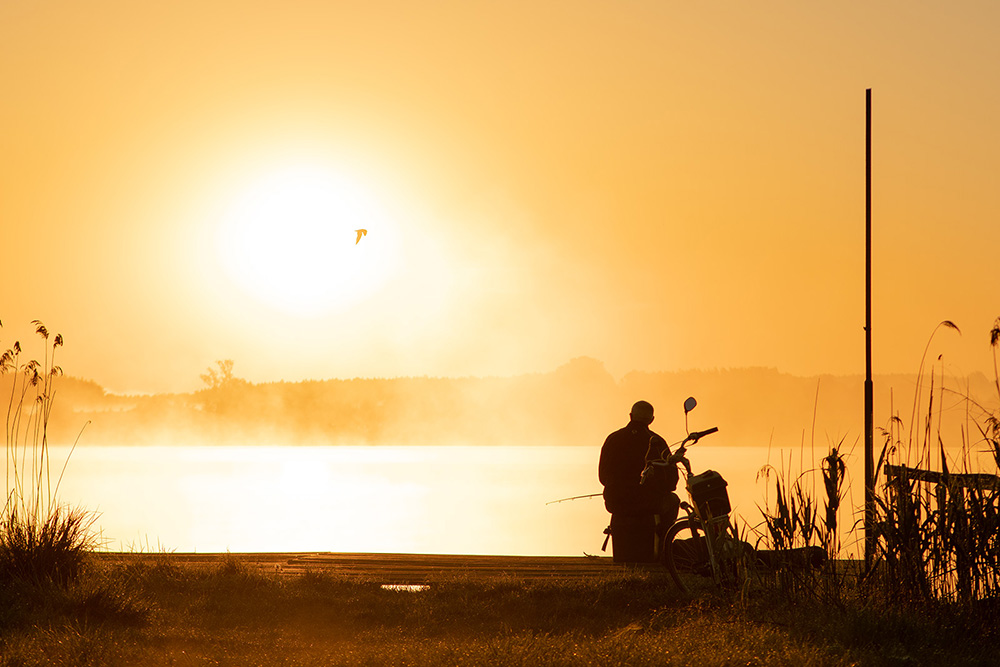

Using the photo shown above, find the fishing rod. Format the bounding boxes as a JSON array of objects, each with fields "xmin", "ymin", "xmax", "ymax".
[{"xmin": 545, "ymin": 492, "xmax": 602, "ymax": 505}]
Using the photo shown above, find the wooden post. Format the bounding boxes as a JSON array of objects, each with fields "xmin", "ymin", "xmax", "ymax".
[{"xmin": 865, "ymin": 88, "xmax": 876, "ymax": 570}]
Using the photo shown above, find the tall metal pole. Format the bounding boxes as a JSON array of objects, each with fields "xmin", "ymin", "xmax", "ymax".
[{"xmin": 864, "ymin": 88, "xmax": 875, "ymax": 569}]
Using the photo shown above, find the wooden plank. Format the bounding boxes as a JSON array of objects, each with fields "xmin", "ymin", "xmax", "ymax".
[{"xmin": 884, "ymin": 464, "xmax": 1000, "ymax": 491}]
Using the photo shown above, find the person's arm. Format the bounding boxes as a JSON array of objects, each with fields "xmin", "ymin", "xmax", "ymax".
[
  {"xmin": 646, "ymin": 433, "xmax": 670, "ymax": 462},
  {"xmin": 598, "ymin": 435, "xmax": 613, "ymax": 486}
]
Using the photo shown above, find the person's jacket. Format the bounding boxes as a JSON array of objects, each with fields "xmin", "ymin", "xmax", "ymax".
[{"xmin": 599, "ymin": 420, "xmax": 675, "ymax": 513}]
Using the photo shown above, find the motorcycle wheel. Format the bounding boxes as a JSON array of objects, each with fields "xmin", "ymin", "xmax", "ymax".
[{"xmin": 662, "ymin": 517, "xmax": 711, "ymax": 593}]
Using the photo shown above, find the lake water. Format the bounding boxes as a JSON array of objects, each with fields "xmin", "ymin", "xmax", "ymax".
[{"xmin": 49, "ymin": 444, "xmax": 879, "ymax": 557}]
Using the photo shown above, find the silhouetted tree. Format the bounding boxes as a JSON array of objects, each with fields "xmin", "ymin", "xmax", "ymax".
[{"xmin": 200, "ymin": 360, "xmax": 237, "ymax": 389}]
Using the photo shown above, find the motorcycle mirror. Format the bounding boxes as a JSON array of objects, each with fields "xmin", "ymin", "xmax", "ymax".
[{"xmin": 683, "ymin": 397, "xmax": 697, "ymax": 414}]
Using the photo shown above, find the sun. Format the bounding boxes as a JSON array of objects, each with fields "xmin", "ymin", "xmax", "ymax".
[{"xmin": 214, "ymin": 162, "xmax": 399, "ymax": 316}]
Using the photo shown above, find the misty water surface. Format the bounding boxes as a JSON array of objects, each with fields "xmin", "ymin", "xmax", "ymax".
[{"xmin": 52, "ymin": 445, "xmax": 874, "ymax": 556}]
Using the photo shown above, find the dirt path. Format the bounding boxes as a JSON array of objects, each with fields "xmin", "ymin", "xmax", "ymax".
[{"xmin": 94, "ymin": 552, "xmax": 631, "ymax": 584}]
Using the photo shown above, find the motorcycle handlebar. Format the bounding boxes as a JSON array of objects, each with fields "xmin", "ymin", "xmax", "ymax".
[
  {"xmin": 646, "ymin": 427, "xmax": 718, "ymax": 472},
  {"xmin": 684, "ymin": 426, "xmax": 719, "ymax": 444}
]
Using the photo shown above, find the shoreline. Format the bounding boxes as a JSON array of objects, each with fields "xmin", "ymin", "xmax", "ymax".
[{"xmin": 90, "ymin": 551, "xmax": 623, "ymax": 583}]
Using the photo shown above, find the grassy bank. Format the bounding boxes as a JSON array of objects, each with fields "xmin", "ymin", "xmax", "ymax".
[{"xmin": 1, "ymin": 554, "xmax": 997, "ymax": 666}]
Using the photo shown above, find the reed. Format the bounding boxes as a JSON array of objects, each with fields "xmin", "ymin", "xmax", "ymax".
[
  {"xmin": 757, "ymin": 443, "xmax": 849, "ymax": 559},
  {"xmin": 755, "ymin": 320, "xmax": 1000, "ymax": 605},
  {"xmin": 869, "ymin": 321, "xmax": 1000, "ymax": 602},
  {"xmin": 753, "ymin": 443, "xmax": 849, "ymax": 601},
  {"xmin": 1, "ymin": 320, "xmax": 95, "ymax": 586}
]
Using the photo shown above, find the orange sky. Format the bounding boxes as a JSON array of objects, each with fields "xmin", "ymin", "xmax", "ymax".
[{"xmin": 2, "ymin": 1, "xmax": 998, "ymax": 394}]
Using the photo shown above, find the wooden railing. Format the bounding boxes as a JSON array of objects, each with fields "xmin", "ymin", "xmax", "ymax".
[{"xmin": 884, "ymin": 464, "xmax": 1000, "ymax": 492}]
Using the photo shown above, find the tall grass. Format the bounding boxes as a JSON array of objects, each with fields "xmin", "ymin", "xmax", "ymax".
[
  {"xmin": 757, "ymin": 444, "xmax": 848, "ymax": 559},
  {"xmin": 753, "ymin": 444, "xmax": 849, "ymax": 601},
  {"xmin": 872, "ymin": 320, "xmax": 1000, "ymax": 602},
  {"xmin": 1, "ymin": 320, "xmax": 94, "ymax": 586},
  {"xmin": 756, "ymin": 319, "xmax": 1000, "ymax": 604}
]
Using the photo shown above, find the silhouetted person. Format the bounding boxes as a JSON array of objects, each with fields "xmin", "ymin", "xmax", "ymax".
[{"xmin": 599, "ymin": 400, "xmax": 680, "ymax": 563}]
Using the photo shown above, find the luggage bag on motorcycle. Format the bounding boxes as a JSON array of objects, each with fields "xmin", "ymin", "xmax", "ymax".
[{"xmin": 687, "ymin": 470, "xmax": 730, "ymax": 519}]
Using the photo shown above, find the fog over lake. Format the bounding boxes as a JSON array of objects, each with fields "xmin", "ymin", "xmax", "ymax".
[
  {"xmin": 50, "ymin": 444, "xmax": 891, "ymax": 557},
  {"xmin": 31, "ymin": 365, "xmax": 1000, "ymax": 557}
]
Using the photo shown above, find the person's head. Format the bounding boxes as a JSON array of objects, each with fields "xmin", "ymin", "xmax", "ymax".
[{"xmin": 629, "ymin": 400, "xmax": 654, "ymax": 425}]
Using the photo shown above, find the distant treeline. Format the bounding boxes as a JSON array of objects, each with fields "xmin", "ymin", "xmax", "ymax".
[{"xmin": 19, "ymin": 357, "xmax": 999, "ymax": 449}]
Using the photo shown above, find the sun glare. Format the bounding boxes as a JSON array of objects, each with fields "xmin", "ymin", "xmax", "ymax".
[{"xmin": 215, "ymin": 163, "xmax": 400, "ymax": 316}]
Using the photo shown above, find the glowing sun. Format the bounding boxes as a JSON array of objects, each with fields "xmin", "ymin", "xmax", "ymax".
[{"xmin": 214, "ymin": 163, "xmax": 399, "ymax": 316}]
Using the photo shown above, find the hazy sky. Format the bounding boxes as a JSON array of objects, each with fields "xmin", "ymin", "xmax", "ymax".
[{"xmin": 2, "ymin": 1, "xmax": 998, "ymax": 394}]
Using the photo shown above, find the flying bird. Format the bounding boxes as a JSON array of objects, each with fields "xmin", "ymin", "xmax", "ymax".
[{"xmin": 354, "ymin": 229, "xmax": 367, "ymax": 244}]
